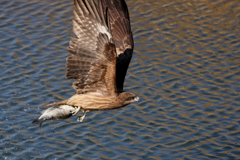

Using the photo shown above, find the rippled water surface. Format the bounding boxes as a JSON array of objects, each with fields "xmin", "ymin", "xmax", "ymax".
[{"xmin": 1, "ymin": 0, "xmax": 240, "ymax": 159}]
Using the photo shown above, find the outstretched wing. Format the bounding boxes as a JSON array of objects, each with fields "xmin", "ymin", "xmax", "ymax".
[
  {"xmin": 66, "ymin": 0, "xmax": 117, "ymax": 96},
  {"xmin": 103, "ymin": 0, "xmax": 134, "ymax": 91}
]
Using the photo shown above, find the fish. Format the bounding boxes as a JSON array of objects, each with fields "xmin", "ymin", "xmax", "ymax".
[{"xmin": 32, "ymin": 105, "xmax": 81, "ymax": 126}]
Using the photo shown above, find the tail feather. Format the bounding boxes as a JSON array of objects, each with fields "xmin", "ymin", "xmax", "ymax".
[{"xmin": 41, "ymin": 99, "xmax": 69, "ymax": 108}]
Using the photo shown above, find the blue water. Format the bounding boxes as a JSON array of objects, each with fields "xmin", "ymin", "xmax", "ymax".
[{"xmin": 1, "ymin": 0, "xmax": 240, "ymax": 159}]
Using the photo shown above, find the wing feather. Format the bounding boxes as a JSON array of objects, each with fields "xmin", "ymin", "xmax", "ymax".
[
  {"xmin": 67, "ymin": 0, "xmax": 117, "ymax": 95},
  {"xmin": 102, "ymin": 0, "xmax": 134, "ymax": 90},
  {"xmin": 66, "ymin": 0, "xmax": 133, "ymax": 94}
]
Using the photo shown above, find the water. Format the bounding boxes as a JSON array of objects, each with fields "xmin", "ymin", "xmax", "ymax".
[{"xmin": 1, "ymin": 0, "xmax": 240, "ymax": 159}]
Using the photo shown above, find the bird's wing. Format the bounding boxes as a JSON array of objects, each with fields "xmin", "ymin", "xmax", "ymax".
[
  {"xmin": 66, "ymin": 0, "xmax": 117, "ymax": 96},
  {"xmin": 103, "ymin": 0, "xmax": 134, "ymax": 91}
]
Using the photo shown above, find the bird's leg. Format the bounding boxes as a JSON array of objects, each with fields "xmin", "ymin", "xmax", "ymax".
[
  {"xmin": 77, "ymin": 110, "xmax": 87, "ymax": 122},
  {"xmin": 72, "ymin": 106, "xmax": 81, "ymax": 116}
]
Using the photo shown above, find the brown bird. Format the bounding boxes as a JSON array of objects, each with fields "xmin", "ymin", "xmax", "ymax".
[{"xmin": 32, "ymin": 0, "xmax": 140, "ymax": 126}]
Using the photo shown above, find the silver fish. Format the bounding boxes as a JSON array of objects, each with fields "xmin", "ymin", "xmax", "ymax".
[{"xmin": 32, "ymin": 105, "xmax": 81, "ymax": 126}]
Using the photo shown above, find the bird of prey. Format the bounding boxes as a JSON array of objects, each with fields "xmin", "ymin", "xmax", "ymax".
[{"xmin": 32, "ymin": 0, "xmax": 140, "ymax": 126}]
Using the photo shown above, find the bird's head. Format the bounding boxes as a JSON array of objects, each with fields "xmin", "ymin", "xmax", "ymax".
[{"xmin": 119, "ymin": 92, "xmax": 140, "ymax": 105}]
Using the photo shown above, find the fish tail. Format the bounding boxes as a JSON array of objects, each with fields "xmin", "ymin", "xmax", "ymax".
[{"xmin": 32, "ymin": 118, "xmax": 44, "ymax": 127}]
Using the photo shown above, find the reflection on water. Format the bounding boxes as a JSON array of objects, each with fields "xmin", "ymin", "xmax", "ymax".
[{"xmin": 0, "ymin": 0, "xmax": 240, "ymax": 159}]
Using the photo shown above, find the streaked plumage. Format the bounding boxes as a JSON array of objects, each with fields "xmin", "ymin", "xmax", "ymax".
[{"xmin": 32, "ymin": 0, "xmax": 139, "ymax": 126}]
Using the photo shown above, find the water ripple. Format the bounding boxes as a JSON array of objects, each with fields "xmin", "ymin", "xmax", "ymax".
[{"xmin": 0, "ymin": 0, "xmax": 240, "ymax": 159}]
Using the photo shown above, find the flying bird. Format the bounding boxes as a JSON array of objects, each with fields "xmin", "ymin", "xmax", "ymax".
[{"xmin": 32, "ymin": 0, "xmax": 140, "ymax": 126}]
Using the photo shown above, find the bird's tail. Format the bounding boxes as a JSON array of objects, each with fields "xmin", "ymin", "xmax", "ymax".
[{"xmin": 41, "ymin": 99, "xmax": 69, "ymax": 108}]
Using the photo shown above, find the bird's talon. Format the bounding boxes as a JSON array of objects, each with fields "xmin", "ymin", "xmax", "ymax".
[
  {"xmin": 77, "ymin": 110, "xmax": 87, "ymax": 122},
  {"xmin": 77, "ymin": 116, "xmax": 84, "ymax": 122},
  {"xmin": 72, "ymin": 106, "xmax": 81, "ymax": 115}
]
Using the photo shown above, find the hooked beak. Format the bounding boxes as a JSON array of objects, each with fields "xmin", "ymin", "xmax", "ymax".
[{"xmin": 134, "ymin": 96, "xmax": 141, "ymax": 102}]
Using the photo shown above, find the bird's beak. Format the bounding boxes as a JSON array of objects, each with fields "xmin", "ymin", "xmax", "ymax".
[{"xmin": 135, "ymin": 97, "xmax": 141, "ymax": 102}]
